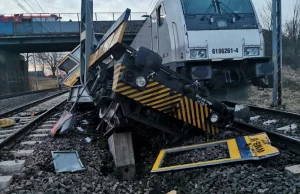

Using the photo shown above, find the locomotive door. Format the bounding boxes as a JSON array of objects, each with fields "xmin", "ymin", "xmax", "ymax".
[{"xmin": 151, "ymin": 10, "xmax": 158, "ymax": 52}]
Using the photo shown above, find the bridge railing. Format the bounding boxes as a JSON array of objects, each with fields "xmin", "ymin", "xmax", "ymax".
[
  {"xmin": 55, "ymin": 12, "xmax": 147, "ymax": 21},
  {"xmin": 0, "ymin": 12, "xmax": 146, "ymax": 36}
]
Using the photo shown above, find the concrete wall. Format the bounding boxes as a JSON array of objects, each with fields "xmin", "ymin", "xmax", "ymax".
[{"xmin": 0, "ymin": 50, "xmax": 29, "ymax": 95}]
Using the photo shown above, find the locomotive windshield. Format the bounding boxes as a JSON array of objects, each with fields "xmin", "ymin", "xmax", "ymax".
[
  {"xmin": 181, "ymin": 0, "xmax": 254, "ymax": 15},
  {"xmin": 181, "ymin": 0, "xmax": 217, "ymax": 15},
  {"xmin": 219, "ymin": 0, "xmax": 254, "ymax": 14}
]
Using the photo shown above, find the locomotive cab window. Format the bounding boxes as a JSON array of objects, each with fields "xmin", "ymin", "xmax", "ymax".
[{"xmin": 158, "ymin": 5, "xmax": 166, "ymax": 27}]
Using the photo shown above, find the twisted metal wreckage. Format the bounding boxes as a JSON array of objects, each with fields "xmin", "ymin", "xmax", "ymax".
[{"xmin": 51, "ymin": 1, "xmax": 279, "ymax": 180}]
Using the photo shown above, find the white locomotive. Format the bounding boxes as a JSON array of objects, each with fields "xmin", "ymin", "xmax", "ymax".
[{"xmin": 131, "ymin": 0, "xmax": 273, "ymax": 100}]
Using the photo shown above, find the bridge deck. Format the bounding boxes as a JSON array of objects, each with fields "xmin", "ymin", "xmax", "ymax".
[{"xmin": 0, "ymin": 21, "xmax": 144, "ymax": 52}]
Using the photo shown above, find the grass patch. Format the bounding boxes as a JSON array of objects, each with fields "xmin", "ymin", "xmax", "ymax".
[{"xmin": 29, "ymin": 76, "xmax": 61, "ymax": 90}]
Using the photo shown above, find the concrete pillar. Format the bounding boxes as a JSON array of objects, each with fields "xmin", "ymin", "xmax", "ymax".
[
  {"xmin": 0, "ymin": 49, "xmax": 29, "ymax": 95},
  {"xmin": 108, "ymin": 132, "xmax": 136, "ymax": 180},
  {"xmin": 20, "ymin": 55, "xmax": 29, "ymax": 91}
]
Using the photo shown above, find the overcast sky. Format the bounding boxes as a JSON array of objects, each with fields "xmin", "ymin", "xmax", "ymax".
[{"xmin": 0, "ymin": 0, "xmax": 297, "ymax": 23}]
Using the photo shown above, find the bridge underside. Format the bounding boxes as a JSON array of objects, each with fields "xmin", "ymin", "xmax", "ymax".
[
  {"xmin": 0, "ymin": 21, "xmax": 143, "ymax": 53},
  {"xmin": 0, "ymin": 34, "xmax": 136, "ymax": 53},
  {"xmin": 0, "ymin": 49, "xmax": 29, "ymax": 95}
]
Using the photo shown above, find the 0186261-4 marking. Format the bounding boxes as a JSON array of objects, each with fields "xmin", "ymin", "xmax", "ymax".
[{"xmin": 212, "ymin": 48, "xmax": 239, "ymax": 54}]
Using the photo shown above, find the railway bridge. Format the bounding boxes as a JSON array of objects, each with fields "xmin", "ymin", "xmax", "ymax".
[{"xmin": 0, "ymin": 12, "xmax": 145, "ymax": 95}]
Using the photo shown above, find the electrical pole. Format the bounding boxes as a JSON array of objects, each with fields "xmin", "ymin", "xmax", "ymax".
[
  {"xmin": 80, "ymin": 0, "xmax": 94, "ymax": 87},
  {"xmin": 272, "ymin": 0, "xmax": 283, "ymax": 106},
  {"xmin": 33, "ymin": 53, "xmax": 38, "ymax": 90},
  {"xmin": 56, "ymin": 66, "xmax": 59, "ymax": 89}
]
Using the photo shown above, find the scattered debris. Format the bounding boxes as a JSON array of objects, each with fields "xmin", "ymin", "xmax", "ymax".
[
  {"xmin": 250, "ymin": 115, "xmax": 261, "ymax": 121},
  {"xmin": 18, "ymin": 112, "xmax": 32, "ymax": 117},
  {"xmin": 84, "ymin": 137, "xmax": 92, "ymax": 143},
  {"xmin": 31, "ymin": 109, "xmax": 47, "ymax": 116},
  {"xmin": 151, "ymin": 133, "xmax": 279, "ymax": 173},
  {"xmin": 263, "ymin": 120, "xmax": 277, "ymax": 126},
  {"xmin": 285, "ymin": 164, "xmax": 300, "ymax": 176},
  {"xmin": 50, "ymin": 110, "xmax": 73, "ymax": 136},
  {"xmin": 0, "ymin": 118, "xmax": 16, "ymax": 128},
  {"xmin": 52, "ymin": 151, "xmax": 85, "ymax": 173},
  {"xmin": 13, "ymin": 118, "xmax": 20, "ymax": 123},
  {"xmin": 234, "ymin": 104, "xmax": 251, "ymax": 123},
  {"xmin": 18, "ymin": 109, "xmax": 47, "ymax": 117},
  {"xmin": 81, "ymin": 120, "xmax": 89, "ymax": 125},
  {"xmin": 77, "ymin": 126, "xmax": 84, "ymax": 132},
  {"xmin": 258, "ymin": 189, "xmax": 269, "ymax": 193},
  {"xmin": 60, "ymin": 114, "xmax": 76, "ymax": 134},
  {"xmin": 277, "ymin": 124, "xmax": 297, "ymax": 131},
  {"xmin": 167, "ymin": 191, "xmax": 177, "ymax": 194}
]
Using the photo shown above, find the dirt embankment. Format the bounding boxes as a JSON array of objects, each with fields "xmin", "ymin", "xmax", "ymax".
[{"xmin": 238, "ymin": 66, "xmax": 300, "ymax": 113}]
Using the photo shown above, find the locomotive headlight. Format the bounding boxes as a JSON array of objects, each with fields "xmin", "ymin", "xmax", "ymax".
[
  {"xmin": 210, "ymin": 113, "xmax": 219, "ymax": 124},
  {"xmin": 190, "ymin": 50, "xmax": 199, "ymax": 58},
  {"xmin": 244, "ymin": 47, "xmax": 260, "ymax": 56},
  {"xmin": 190, "ymin": 49, "xmax": 207, "ymax": 59},
  {"xmin": 136, "ymin": 76, "xmax": 146, "ymax": 88}
]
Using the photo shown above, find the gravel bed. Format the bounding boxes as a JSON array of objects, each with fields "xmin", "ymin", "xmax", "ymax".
[
  {"xmin": 2, "ymin": 109, "xmax": 300, "ymax": 194},
  {"xmin": 0, "ymin": 90, "xmax": 62, "ymax": 115},
  {"xmin": 162, "ymin": 143, "xmax": 229, "ymax": 167},
  {"xmin": 249, "ymin": 110, "xmax": 300, "ymax": 139},
  {"xmin": 12, "ymin": 142, "xmax": 43, "ymax": 150}
]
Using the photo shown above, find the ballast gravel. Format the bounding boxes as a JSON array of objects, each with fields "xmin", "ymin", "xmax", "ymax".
[
  {"xmin": 248, "ymin": 110, "xmax": 300, "ymax": 139},
  {"xmin": 162, "ymin": 143, "xmax": 229, "ymax": 167},
  {"xmin": 1, "ymin": 110, "xmax": 300, "ymax": 194}
]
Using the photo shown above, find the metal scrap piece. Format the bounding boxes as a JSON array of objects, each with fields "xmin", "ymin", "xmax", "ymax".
[{"xmin": 51, "ymin": 151, "xmax": 85, "ymax": 173}]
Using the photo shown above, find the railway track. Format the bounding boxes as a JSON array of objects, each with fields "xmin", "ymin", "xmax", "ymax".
[
  {"xmin": 0, "ymin": 96, "xmax": 299, "ymax": 193},
  {"xmin": 0, "ymin": 90, "xmax": 68, "ymax": 118},
  {"xmin": 0, "ymin": 93, "xmax": 68, "ymax": 190},
  {"xmin": 0, "ymin": 88, "xmax": 60, "ymax": 100},
  {"xmin": 224, "ymin": 102, "xmax": 300, "ymax": 155}
]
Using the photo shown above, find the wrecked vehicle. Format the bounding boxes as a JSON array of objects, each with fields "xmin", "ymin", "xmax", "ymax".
[{"xmin": 53, "ymin": 4, "xmax": 276, "ymax": 179}]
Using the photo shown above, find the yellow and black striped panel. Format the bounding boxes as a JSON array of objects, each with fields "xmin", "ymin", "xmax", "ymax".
[{"xmin": 112, "ymin": 64, "xmax": 219, "ymax": 135}]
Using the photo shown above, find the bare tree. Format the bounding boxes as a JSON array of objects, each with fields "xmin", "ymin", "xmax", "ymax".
[
  {"xmin": 284, "ymin": 1, "xmax": 300, "ymax": 68},
  {"xmin": 259, "ymin": 1, "xmax": 272, "ymax": 57},
  {"xmin": 35, "ymin": 52, "xmax": 64, "ymax": 78},
  {"xmin": 25, "ymin": 53, "xmax": 47, "ymax": 73},
  {"xmin": 259, "ymin": 0, "xmax": 272, "ymax": 31},
  {"xmin": 35, "ymin": 53, "xmax": 46, "ymax": 72}
]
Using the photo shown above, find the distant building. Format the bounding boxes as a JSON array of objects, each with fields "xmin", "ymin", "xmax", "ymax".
[{"xmin": 28, "ymin": 71, "xmax": 45, "ymax": 77}]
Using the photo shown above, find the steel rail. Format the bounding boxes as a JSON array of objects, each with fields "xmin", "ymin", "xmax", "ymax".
[
  {"xmin": 0, "ymin": 91, "xmax": 68, "ymax": 118},
  {"xmin": 233, "ymin": 121, "xmax": 300, "ymax": 155},
  {"xmin": 223, "ymin": 101, "xmax": 300, "ymax": 120},
  {"xmin": 223, "ymin": 101, "xmax": 300, "ymax": 154},
  {"xmin": 0, "ymin": 99, "xmax": 66, "ymax": 150},
  {"xmin": 0, "ymin": 88, "xmax": 59, "ymax": 100}
]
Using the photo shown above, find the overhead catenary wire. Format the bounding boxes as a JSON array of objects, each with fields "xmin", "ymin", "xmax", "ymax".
[
  {"xmin": 12, "ymin": 0, "xmax": 51, "ymax": 33},
  {"xmin": 23, "ymin": 0, "xmax": 37, "ymax": 13},
  {"xmin": 23, "ymin": 0, "xmax": 57, "ymax": 32},
  {"xmin": 34, "ymin": 0, "xmax": 45, "ymax": 13},
  {"xmin": 147, "ymin": 0, "xmax": 157, "ymax": 14},
  {"xmin": 32, "ymin": 0, "xmax": 57, "ymax": 32},
  {"xmin": 12, "ymin": 0, "xmax": 30, "ymax": 13}
]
